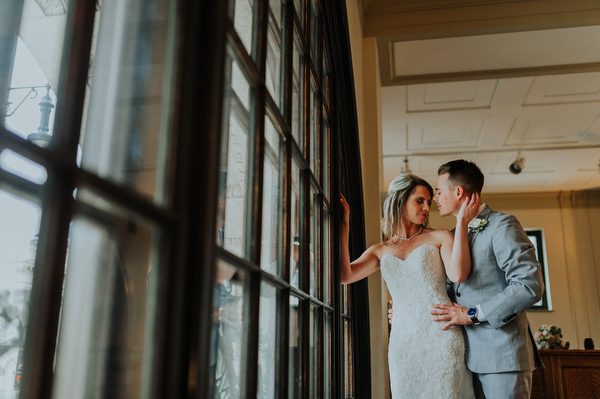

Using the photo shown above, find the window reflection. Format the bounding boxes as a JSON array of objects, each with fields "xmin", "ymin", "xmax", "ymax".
[
  {"xmin": 0, "ymin": 190, "xmax": 39, "ymax": 396},
  {"xmin": 210, "ymin": 261, "xmax": 249, "ymax": 399},
  {"xmin": 257, "ymin": 282, "xmax": 278, "ymax": 398},
  {"xmin": 53, "ymin": 207, "xmax": 160, "ymax": 398},
  {"xmin": 216, "ymin": 55, "xmax": 252, "ymax": 259}
]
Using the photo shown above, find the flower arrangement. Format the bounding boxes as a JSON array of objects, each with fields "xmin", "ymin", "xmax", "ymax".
[
  {"xmin": 468, "ymin": 218, "xmax": 488, "ymax": 232},
  {"xmin": 534, "ymin": 324, "xmax": 570, "ymax": 350}
]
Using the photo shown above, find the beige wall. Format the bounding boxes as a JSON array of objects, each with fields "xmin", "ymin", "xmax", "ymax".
[
  {"xmin": 429, "ymin": 190, "xmax": 600, "ymax": 350},
  {"xmin": 346, "ymin": 1, "xmax": 390, "ymax": 398}
]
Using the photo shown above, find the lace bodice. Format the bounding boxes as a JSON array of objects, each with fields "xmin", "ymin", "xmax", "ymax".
[{"xmin": 380, "ymin": 244, "xmax": 475, "ymax": 399}]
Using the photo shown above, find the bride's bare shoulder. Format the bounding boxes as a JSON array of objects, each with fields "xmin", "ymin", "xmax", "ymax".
[{"xmin": 423, "ymin": 227, "xmax": 453, "ymax": 242}]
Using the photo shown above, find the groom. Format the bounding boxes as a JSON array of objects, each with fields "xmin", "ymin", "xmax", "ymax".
[{"xmin": 430, "ymin": 159, "xmax": 544, "ymax": 399}]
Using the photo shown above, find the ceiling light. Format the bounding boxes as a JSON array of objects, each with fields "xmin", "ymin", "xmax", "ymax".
[{"xmin": 509, "ymin": 152, "xmax": 525, "ymax": 174}]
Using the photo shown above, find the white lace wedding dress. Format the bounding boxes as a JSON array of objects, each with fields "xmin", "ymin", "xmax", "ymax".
[{"xmin": 380, "ymin": 244, "xmax": 475, "ymax": 399}]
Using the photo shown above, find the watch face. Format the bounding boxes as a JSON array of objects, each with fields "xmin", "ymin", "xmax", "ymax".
[{"xmin": 468, "ymin": 308, "xmax": 477, "ymax": 316}]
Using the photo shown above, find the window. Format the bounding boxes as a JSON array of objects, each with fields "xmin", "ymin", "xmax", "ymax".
[{"xmin": 0, "ymin": 0, "xmax": 365, "ymax": 397}]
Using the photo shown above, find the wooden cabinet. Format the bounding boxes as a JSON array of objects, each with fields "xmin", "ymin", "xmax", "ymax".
[{"xmin": 532, "ymin": 350, "xmax": 600, "ymax": 399}]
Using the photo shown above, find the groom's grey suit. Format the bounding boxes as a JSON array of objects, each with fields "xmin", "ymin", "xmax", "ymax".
[{"xmin": 450, "ymin": 205, "xmax": 544, "ymax": 376}]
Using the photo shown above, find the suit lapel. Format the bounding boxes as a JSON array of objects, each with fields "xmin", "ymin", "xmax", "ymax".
[{"xmin": 469, "ymin": 206, "xmax": 492, "ymax": 246}]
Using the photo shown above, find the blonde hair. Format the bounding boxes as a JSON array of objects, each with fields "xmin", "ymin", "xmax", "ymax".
[{"xmin": 381, "ymin": 174, "xmax": 433, "ymax": 242}]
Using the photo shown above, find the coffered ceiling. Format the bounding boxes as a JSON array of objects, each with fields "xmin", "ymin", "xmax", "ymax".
[{"xmin": 360, "ymin": 0, "xmax": 600, "ymax": 193}]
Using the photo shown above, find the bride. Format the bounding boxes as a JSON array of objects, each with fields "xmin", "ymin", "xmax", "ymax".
[{"xmin": 341, "ymin": 173, "xmax": 479, "ymax": 399}]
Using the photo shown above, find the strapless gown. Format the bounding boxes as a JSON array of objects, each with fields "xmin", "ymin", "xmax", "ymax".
[{"xmin": 380, "ymin": 244, "xmax": 475, "ymax": 399}]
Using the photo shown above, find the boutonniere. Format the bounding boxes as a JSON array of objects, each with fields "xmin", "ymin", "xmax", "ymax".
[{"xmin": 468, "ymin": 218, "xmax": 488, "ymax": 232}]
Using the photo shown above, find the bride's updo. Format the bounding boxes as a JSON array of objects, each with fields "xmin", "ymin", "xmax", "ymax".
[{"xmin": 381, "ymin": 173, "xmax": 433, "ymax": 243}]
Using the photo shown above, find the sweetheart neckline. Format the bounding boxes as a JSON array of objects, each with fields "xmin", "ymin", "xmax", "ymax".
[{"xmin": 381, "ymin": 243, "xmax": 438, "ymax": 262}]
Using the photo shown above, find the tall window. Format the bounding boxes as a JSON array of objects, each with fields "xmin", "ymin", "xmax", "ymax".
[
  {"xmin": 211, "ymin": 0, "xmax": 338, "ymax": 397},
  {"xmin": 0, "ymin": 0, "xmax": 363, "ymax": 398}
]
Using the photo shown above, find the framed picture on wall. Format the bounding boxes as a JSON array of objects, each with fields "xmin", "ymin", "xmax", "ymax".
[{"xmin": 525, "ymin": 229, "xmax": 551, "ymax": 310}]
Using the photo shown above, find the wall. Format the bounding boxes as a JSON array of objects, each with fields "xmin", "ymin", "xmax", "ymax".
[
  {"xmin": 345, "ymin": 1, "xmax": 390, "ymax": 398},
  {"xmin": 429, "ymin": 190, "xmax": 600, "ymax": 350}
]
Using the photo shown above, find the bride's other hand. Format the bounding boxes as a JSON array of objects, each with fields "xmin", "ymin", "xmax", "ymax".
[
  {"xmin": 340, "ymin": 194, "xmax": 350, "ymax": 228},
  {"xmin": 457, "ymin": 192, "xmax": 481, "ymax": 224}
]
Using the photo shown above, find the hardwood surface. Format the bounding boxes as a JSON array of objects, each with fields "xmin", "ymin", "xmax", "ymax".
[{"xmin": 531, "ymin": 350, "xmax": 600, "ymax": 399}]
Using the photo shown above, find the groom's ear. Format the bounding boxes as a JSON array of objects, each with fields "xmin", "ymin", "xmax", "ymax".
[{"xmin": 455, "ymin": 185, "xmax": 466, "ymax": 199}]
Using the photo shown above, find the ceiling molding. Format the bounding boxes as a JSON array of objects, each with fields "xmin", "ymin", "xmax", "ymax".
[
  {"xmin": 379, "ymin": 59, "xmax": 600, "ymax": 87},
  {"xmin": 362, "ymin": 0, "xmax": 600, "ymax": 38}
]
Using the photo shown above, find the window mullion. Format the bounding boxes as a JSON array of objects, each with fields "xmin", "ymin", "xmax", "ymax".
[{"xmin": 19, "ymin": 0, "xmax": 97, "ymax": 397}]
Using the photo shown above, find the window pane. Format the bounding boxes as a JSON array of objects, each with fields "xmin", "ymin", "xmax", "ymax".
[
  {"xmin": 217, "ymin": 56, "xmax": 253, "ymax": 259},
  {"xmin": 324, "ymin": 311, "xmax": 332, "ymax": 399},
  {"xmin": 344, "ymin": 318, "xmax": 355, "ymax": 398},
  {"xmin": 290, "ymin": 157, "xmax": 301, "ymax": 288},
  {"xmin": 233, "ymin": 0, "xmax": 255, "ymax": 56},
  {"xmin": 257, "ymin": 281, "xmax": 278, "ymax": 398},
  {"xmin": 289, "ymin": 296, "xmax": 302, "ymax": 399},
  {"xmin": 310, "ymin": 0, "xmax": 319, "ymax": 61},
  {"xmin": 293, "ymin": 0, "xmax": 303, "ymax": 28},
  {"xmin": 343, "ymin": 285, "xmax": 351, "ymax": 316},
  {"xmin": 322, "ymin": 114, "xmax": 329, "ymax": 198},
  {"xmin": 261, "ymin": 115, "xmax": 282, "ymax": 275},
  {"xmin": 0, "ymin": 190, "xmax": 40, "ymax": 396},
  {"xmin": 322, "ymin": 50, "xmax": 330, "ymax": 106},
  {"xmin": 310, "ymin": 80, "xmax": 318, "ymax": 174},
  {"xmin": 80, "ymin": 0, "xmax": 178, "ymax": 203},
  {"xmin": 266, "ymin": 0, "xmax": 283, "ymax": 108},
  {"xmin": 210, "ymin": 261, "xmax": 250, "ymax": 399},
  {"xmin": 3, "ymin": 4, "xmax": 66, "ymax": 146},
  {"xmin": 323, "ymin": 206, "xmax": 331, "ymax": 305},
  {"xmin": 309, "ymin": 305, "xmax": 320, "ymax": 398},
  {"xmin": 309, "ymin": 185, "xmax": 319, "ymax": 298},
  {"xmin": 291, "ymin": 34, "xmax": 304, "ymax": 150},
  {"xmin": 52, "ymin": 204, "xmax": 161, "ymax": 398}
]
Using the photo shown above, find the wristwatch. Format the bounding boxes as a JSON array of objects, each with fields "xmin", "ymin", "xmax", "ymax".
[{"xmin": 468, "ymin": 307, "xmax": 480, "ymax": 325}]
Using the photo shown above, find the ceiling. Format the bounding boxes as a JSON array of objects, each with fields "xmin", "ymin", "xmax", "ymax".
[{"xmin": 360, "ymin": 0, "xmax": 600, "ymax": 193}]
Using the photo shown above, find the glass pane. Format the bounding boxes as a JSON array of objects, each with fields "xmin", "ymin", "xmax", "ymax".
[
  {"xmin": 323, "ymin": 206, "xmax": 331, "ymax": 305},
  {"xmin": 80, "ymin": 0, "xmax": 178, "ymax": 203},
  {"xmin": 293, "ymin": 0, "xmax": 303, "ymax": 28},
  {"xmin": 210, "ymin": 261, "xmax": 250, "ymax": 399},
  {"xmin": 0, "ymin": 148, "xmax": 48, "ymax": 185},
  {"xmin": 0, "ymin": 190, "xmax": 40, "ymax": 396},
  {"xmin": 289, "ymin": 296, "xmax": 302, "ymax": 399},
  {"xmin": 261, "ymin": 115, "xmax": 282, "ymax": 275},
  {"xmin": 310, "ymin": 80, "xmax": 318, "ymax": 174},
  {"xmin": 322, "ymin": 114, "xmax": 329, "ymax": 198},
  {"xmin": 309, "ymin": 305, "xmax": 320, "ymax": 398},
  {"xmin": 344, "ymin": 318, "xmax": 354, "ymax": 398},
  {"xmin": 309, "ymin": 185, "xmax": 319, "ymax": 298},
  {"xmin": 3, "ymin": 3, "xmax": 66, "ymax": 146},
  {"xmin": 233, "ymin": 0, "xmax": 255, "ymax": 56},
  {"xmin": 291, "ymin": 34, "xmax": 304, "ymax": 150},
  {"xmin": 217, "ymin": 56, "xmax": 253, "ymax": 259},
  {"xmin": 257, "ymin": 282, "xmax": 278, "ymax": 398},
  {"xmin": 266, "ymin": 0, "xmax": 283, "ymax": 108},
  {"xmin": 310, "ymin": 0, "xmax": 319, "ymax": 61},
  {"xmin": 343, "ymin": 285, "xmax": 351, "ymax": 316},
  {"xmin": 290, "ymin": 157, "xmax": 301, "ymax": 288},
  {"xmin": 324, "ymin": 311, "xmax": 332, "ymax": 399},
  {"xmin": 322, "ymin": 50, "xmax": 330, "ymax": 106},
  {"xmin": 52, "ymin": 204, "xmax": 161, "ymax": 398}
]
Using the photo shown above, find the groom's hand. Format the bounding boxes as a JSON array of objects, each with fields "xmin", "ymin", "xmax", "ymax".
[{"xmin": 431, "ymin": 302, "xmax": 471, "ymax": 330}]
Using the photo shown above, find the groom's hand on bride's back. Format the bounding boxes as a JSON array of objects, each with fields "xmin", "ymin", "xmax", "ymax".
[{"xmin": 431, "ymin": 302, "xmax": 471, "ymax": 330}]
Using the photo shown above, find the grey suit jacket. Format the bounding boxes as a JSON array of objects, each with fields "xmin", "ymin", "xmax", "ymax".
[{"xmin": 449, "ymin": 206, "xmax": 544, "ymax": 373}]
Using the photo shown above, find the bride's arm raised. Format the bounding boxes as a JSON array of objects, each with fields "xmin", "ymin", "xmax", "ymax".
[
  {"xmin": 340, "ymin": 195, "xmax": 381, "ymax": 284},
  {"xmin": 439, "ymin": 193, "xmax": 481, "ymax": 283}
]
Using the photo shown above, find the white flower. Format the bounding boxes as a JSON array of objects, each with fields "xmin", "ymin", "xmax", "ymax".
[{"xmin": 468, "ymin": 218, "xmax": 488, "ymax": 232}]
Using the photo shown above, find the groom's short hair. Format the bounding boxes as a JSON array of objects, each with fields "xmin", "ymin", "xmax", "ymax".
[{"xmin": 438, "ymin": 159, "xmax": 484, "ymax": 194}]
